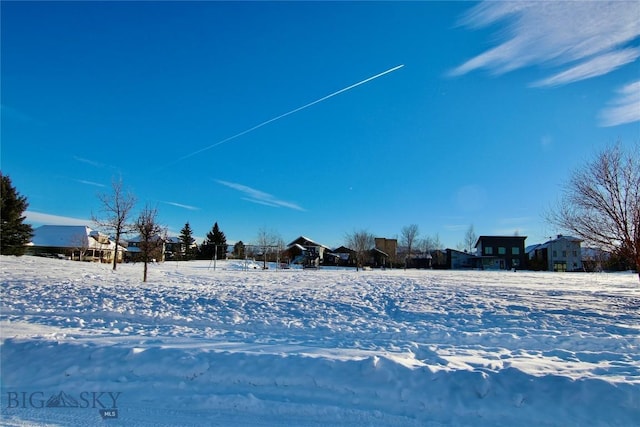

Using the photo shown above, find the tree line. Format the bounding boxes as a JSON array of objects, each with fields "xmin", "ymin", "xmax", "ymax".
[{"xmin": 1, "ymin": 142, "xmax": 639, "ymax": 281}]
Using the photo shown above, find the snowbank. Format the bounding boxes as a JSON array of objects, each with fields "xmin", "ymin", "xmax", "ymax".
[{"xmin": 1, "ymin": 256, "xmax": 638, "ymax": 426}]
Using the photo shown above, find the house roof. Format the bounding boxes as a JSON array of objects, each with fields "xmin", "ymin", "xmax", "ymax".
[
  {"xmin": 370, "ymin": 247, "xmax": 389, "ymax": 257},
  {"xmin": 287, "ymin": 236, "xmax": 330, "ymax": 250},
  {"xmin": 289, "ymin": 243, "xmax": 307, "ymax": 252},
  {"xmin": 127, "ymin": 234, "xmax": 165, "ymax": 243},
  {"xmin": 527, "ymin": 235, "xmax": 583, "ymax": 251},
  {"xmin": 333, "ymin": 246, "xmax": 355, "ymax": 254},
  {"xmin": 474, "ymin": 235, "xmax": 527, "ymax": 248},
  {"xmin": 30, "ymin": 225, "xmax": 123, "ymax": 251},
  {"xmin": 549, "ymin": 234, "xmax": 582, "ymax": 243},
  {"xmin": 447, "ymin": 248, "xmax": 480, "ymax": 258},
  {"xmin": 525, "ymin": 244, "xmax": 541, "ymax": 254}
]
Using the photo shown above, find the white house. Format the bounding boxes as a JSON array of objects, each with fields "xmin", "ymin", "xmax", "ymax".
[
  {"xmin": 530, "ymin": 235, "xmax": 583, "ymax": 272},
  {"xmin": 28, "ymin": 225, "xmax": 125, "ymax": 263}
]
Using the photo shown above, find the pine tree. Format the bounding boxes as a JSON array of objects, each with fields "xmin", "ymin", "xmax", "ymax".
[
  {"xmin": 179, "ymin": 222, "xmax": 195, "ymax": 260},
  {"xmin": 199, "ymin": 222, "xmax": 227, "ymax": 259},
  {"xmin": 1, "ymin": 173, "xmax": 34, "ymax": 255}
]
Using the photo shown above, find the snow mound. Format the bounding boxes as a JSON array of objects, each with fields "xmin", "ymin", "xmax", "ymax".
[{"xmin": 1, "ymin": 256, "xmax": 639, "ymax": 426}]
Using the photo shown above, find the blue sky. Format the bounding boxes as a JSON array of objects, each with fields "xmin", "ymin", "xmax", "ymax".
[{"xmin": 2, "ymin": 1, "xmax": 639, "ymax": 249}]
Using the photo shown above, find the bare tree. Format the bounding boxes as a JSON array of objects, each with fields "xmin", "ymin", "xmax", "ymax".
[
  {"xmin": 255, "ymin": 227, "xmax": 280, "ymax": 269},
  {"xmin": 400, "ymin": 224, "xmax": 420, "ymax": 269},
  {"xmin": 463, "ymin": 224, "xmax": 477, "ymax": 254},
  {"xmin": 135, "ymin": 204, "xmax": 165, "ymax": 282},
  {"xmin": 549, "ymin": 142, "xmax": 640, "ymax": 281},
  {"xmin": 419, "ymin": 233, "xmax": 444, "ymax": 268},
  {"xmin": 92, "ymin": 178, "xmax": 136, "ymax": 270},
  {"xmin": 275, "ymin": 236, "xmax": 286, "ymax": 268},
  {"xmin": 345, "ymin": 229, "xmax": 375, "ymax": 271},
  {"xmin": 419, "ymin": 233, "xmax": 440, "ymax": 256}
]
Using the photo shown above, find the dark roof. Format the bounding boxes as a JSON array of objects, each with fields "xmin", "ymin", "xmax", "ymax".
[
  {"xmin": 333, "ymin": 246, "xmax": 355, "ymax": 254},
  {"xmin": 370, "ymin": 247, "xmax": 389, "ymax": 257},
  {"xmin": 287, "ymin": 236, "xmax": 330, "ymax": 250},
  {"xmin": 474, "ymin": 235, "xmax": 527, "ymax": 248}
]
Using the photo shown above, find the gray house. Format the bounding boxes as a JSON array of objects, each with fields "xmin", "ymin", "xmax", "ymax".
[{"xmin": 529, "ymin": 235, "xmax": 583, "ymax": 272}]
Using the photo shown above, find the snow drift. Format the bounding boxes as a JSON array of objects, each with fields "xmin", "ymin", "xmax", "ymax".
[{"xmin": 1, "ymin": 256, "xmax": 638, "ymax": 426}]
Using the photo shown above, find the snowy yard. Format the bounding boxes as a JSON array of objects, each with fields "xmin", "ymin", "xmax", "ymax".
[{"xmin": 1, "ymin": 256, "xmax": 639, "ymax": 426}]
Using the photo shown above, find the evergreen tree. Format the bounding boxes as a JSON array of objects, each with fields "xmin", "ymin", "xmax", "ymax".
[
  {"xmin": 199, "ymin": 222, "xmax": 227, "ymax": 259},
  {"xmin": 1, "ymin": 173, "xmax": 34, "ymax": 255},
  {"xmin": 179, "ymin": 222, "xmax": 195, "ymax": 260}
]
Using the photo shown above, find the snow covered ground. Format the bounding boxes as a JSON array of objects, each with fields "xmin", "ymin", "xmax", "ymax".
[{"xmin": 1, "ymin": 255, "xmax": 638, "ymax": 426}]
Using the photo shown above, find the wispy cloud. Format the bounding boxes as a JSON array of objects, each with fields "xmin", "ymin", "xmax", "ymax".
[
  {"xmin": 451, "ymin": 1, "xmax": 640, "ymax": 88},
  {"xmin": 73, "ymin": 156, "xmax": 122, "ymax": 172},
  {"xmin": 161, "ymin": 201, "xmax": 200, "ymax": 211},
  {"xmin": 73, "ymin": 156, "xmax": 105, "ymax": 168},
  {"xmin": 599, "ymin": 80, "xmax": 640, "ymax": 127},
  {"xmin": 76, "ymin": 179, "xmax": 106, "ymax": 188},
  {"xmin": 25, "ymin": 211, "xmax": 91, "ymax": 226},
  {"xmin": 216, "ymin": 180, "xmax": 306, "ymax": 212}
]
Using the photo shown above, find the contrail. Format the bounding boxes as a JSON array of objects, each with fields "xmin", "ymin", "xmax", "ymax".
[{"xmin": 172, "ymin": 64, "xmax": 404, "ymax": 164}]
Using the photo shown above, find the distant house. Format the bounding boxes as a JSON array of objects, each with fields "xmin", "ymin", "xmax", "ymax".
[
  {"xmin": 27, "ymin": 225, "xmax": 125, "ymax": 263},
  {"xmin": 528, "ymin": 235, "xmax": 583, "ymax": 272},
  {"xmin": 164, "ymin": 236, "xmax": 187, "ymax": 260},
  {"xmin": 431, "ymin": 249, "xmax": 448, "ymax": 269},
  {"xmin": 369, "ymin": 247, "xmax": 390, "ymax": 268},
  {"xmin": 474, "ymin": 236, "xmax": 527, "ymax": 270},
  {"xmin": 286, "ymin": 236, "xmax": 331, "ymax": 267},
  {"xmin": 126, "ymin": 234, "xmax": 166, "ymax": 263},
  {"xmin": 446, "ymin": 249, "xmax": 481, "ymax": 269},
  {"xmin": 375, "ymin": 238, "xmax": 398, "ymax": 266},
  {"xmin": 332, "ymin": 246, "xmax": 356, "ymax": 267}
]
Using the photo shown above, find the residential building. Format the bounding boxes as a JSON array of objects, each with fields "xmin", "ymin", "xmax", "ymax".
[
  {"xmin": 474, "ymin": 236, "xmax": 527, "ymax": 270},
  {"xmin": 332, "ymin": 246, "xmax": 356, "ymax": 267},
  {"xmin": 286, "ymin": 236, "xmax": 331, "ymax": 267},
  {"xmin": 529, "ymin": 235, "xmax": 583, "ymax": 272},
  {"xmin": 369, "ymin": 247, "xmax": 390, "ymax": 268},
  {"xmin": 164, "ymin": 237, "xmax": 183, "ymax": 260},
  {"xmin": 375, "ymin": 237, "xmax": 398, "ymax": 266},
  {"xmin": 446, "ymin": 248, "xmax": 481, "ymax": 269},
  {"xmin": 126, "ymin": 234, "xmax": 166, "ymax": 263},
  {"xmin": 27, "ymin": 225, "xmax": 125, "ymax": 263}
]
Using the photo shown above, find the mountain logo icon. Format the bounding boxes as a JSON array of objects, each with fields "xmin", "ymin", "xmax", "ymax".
[{"xmin": 46, "ymin": 391, "xmax": 79, "ymax": 408}]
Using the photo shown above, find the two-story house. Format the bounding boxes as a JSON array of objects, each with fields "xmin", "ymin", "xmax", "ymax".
[
  {"xmin": 529, "ymin": 235, "xmax": 583, "ymax": 272},
  {"xmin": 475, "ymin": 235, "xmax": 527, "ymax": 270}
]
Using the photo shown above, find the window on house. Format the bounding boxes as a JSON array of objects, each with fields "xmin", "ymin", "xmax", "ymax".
[
  {"xmin": 512, "ymin": 247, "xmax": 520, "ymax": 255},
  {"xmin": 562, "ymin": 250, "xmax": 567, "ymax": 257},
  {"xmin": 485, "ymin": 247, "xmax": 493, "ymax": 255},
  {"xmin": 553, "ymin": 250, "xmax": 557, "ymax": 257},
  {"xmin": 573, "ymin": 251, "xmax": 577, "ymax": 257},
  {"xmin": 498, "ymin": 247, "xmax": 506, "ymax": 255}
]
